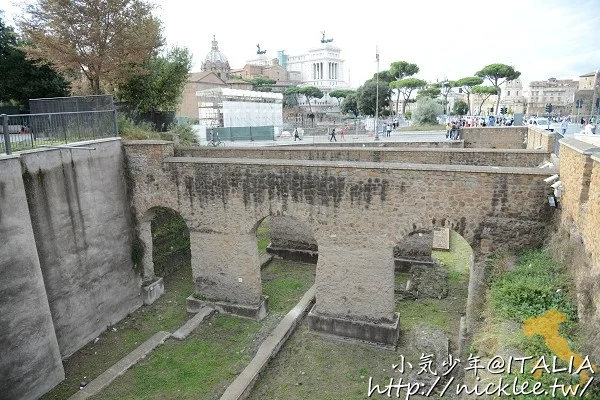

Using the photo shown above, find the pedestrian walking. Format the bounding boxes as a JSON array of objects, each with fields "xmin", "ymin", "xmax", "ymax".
[
  {"xmin": 339, "ymin": 127, "xmax": 345, "ymax": 140},
  {"xmin": 561, "ymin": 118, "xmax": 568, "ymax": 135},
  {"xmin": 386, "ymin": 123, "xmax": 392, "ymax": 137},
  {"xmin": 293, "ymin": 127, "xmax": 301, "ymax": 141},
  {"xmin": 330, "ymin": 127, "xmax": 337, "ymax": 142}
]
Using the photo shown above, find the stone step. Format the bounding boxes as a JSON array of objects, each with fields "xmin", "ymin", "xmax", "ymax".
[{"xmin": 171, "ymin": 307, "xmax": 215, "ymax": 340}]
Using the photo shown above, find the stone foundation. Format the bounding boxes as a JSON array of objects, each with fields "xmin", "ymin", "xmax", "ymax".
[
  {"xmin": 307, "ymin": 305, "xmax": 400, "ymax": 347},
  {"xmin": 142, "ymin": 277, "xmax": 164, "ymax": 305},
  {"xmin": 266, "ymin": 245, "xmax": 318, "ymax": 264},
  {"xmin": 187, "ymin": 295, "xmax": 269, "ymax": 321}
]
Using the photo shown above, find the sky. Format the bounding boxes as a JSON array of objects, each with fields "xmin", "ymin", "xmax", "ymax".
[{"xmin": 2, "ymin": 0, "xmax": 600, "ymax": 89}]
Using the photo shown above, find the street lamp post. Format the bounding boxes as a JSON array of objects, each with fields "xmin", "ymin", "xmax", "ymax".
[
  {"xmin": 591, "ymin": 69, "xmax": 599, "ymax": 121},
  {"xmin": 374, "ymin": 45, "xmax": 380, "ymax": 141}
]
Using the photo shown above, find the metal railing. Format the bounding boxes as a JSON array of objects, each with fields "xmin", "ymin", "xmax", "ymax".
[{"xmin": 1, "ymin": 110, "xmax": 118, "ymax": 155}]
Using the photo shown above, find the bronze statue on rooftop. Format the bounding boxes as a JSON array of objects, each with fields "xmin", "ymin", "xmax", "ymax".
[
  {"xmin": 320, "ymin": 31, "xmax": 333, "ymax": 43},
  {"xmin": 256, "ymin": 44, "xmax": 267, "ymax": 55}
]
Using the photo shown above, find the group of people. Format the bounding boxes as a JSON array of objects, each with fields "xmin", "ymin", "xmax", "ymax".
[{"xmin": 445, "ymin": 121, "xmax": 462, "ymax": 140}]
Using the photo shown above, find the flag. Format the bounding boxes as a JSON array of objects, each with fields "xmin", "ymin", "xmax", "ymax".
[{"xmin": 376, "ymin": 46, "xmax": 379, "ymax": 62}]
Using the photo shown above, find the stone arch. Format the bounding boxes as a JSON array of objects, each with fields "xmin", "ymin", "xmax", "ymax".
[
  {"xmin": 393, "ymin": 226, "xmax": 474, "ymax": 353},
  {"xmin": 139, "ymin": 206, "xmax": 192, "ymax": 282},
  {"xmin": 264, "ymin": 215, "xmax": 319, "ymax": 264}
]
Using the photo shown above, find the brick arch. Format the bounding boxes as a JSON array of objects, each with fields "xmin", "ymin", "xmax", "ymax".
[{"xmin": 124, "ymin": 141, "xmax": 552, "ymax": 345}]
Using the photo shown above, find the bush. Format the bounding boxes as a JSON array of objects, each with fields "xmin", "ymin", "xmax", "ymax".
[
  {"xmin": 165, "ymin": 123, "xmax": 197, "ymax": 146},
  {"xmin": 411, "ymin": 97, "xmax": 442, "ymax": 125},
  {"xmin": 118, "ymin": 115, "xmax": 160, "ymax": 140},
  {"xmin": 490, "ymin": 249, "xmax": 577, "ymax": 323}
]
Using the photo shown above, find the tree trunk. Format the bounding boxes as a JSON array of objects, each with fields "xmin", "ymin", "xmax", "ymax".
[
  {"xmin": 92, "ymin": 77, "xmax": 101, "ymax": 95},
  {"xmin": 495, "ymin": 87, "xmax": 501, "ymax": 116},
  {"xmin": 307, "ymin": 98, "xmax": 312, "ymax": 114},
  {"xmin": 466, "ymin": 93, "xmax": 471, "ymax": 115},
  {"xmin": 401, "ymin": 98, "xmax": 407, "ymax": 116},
  {"xmin": 395, "ymin": 90, "xmax": 400, "ymax": 117}
]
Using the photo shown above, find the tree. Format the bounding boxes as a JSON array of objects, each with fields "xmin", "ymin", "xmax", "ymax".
[
  {"xmin": 283, "ymin": 86, "xmax": 301, "ymax": 109},
  {"xmin": 299, "ymin": 86, "xmax": 323, "ymax": 113},
  {"xmin": 472, "ymin": 85, "xmax": 498, "ymax": 115},
  {"xmin": 117, "ymin": 46, "xmax": 192, "ymax": 113},
  {"xmin": 435, "ymin": 80, "xmax": 456, "ymax": 115},
  {"xmin": 412, "ymin": 97, "xmax": 442, "ymax": 125},
  {"xmin": 455, "ymin": 76, "xmax": 484, "ymax": 115},
  {"xmin": 390, "ymin": 77, "xmax": 427, "ymax": 116},
  {"xmin": 388, "ymin": 61, "xmax": 419, "ymax": 117},
  {"xmin": 18, "ymin": 0, "xmax": 163, "ymax": 94},
  {"xmin": 475, "ymin": 64, "xmax": 521, "ymax": 117},
  {"xmin": 357, "ymin": 79, "xmax": 391, "ymax": 117},
  {"xmin": 340, "ymin": 92, "xmax": 359, "ymax": 117},
  {"xmin": 452, "ymin": 100, "xmax": 469, "ymax": 116},
  {"xmin": 0, "ymin": 14, "xmax": 70, "ymax": 108},
  {"xmin": 416, "ymin": 84, "xmax": 441, "ymax": 100},
  {"xmin": 246, "ymin": 77, "xmax": 276, "ymax": 91},
  {"xmin": 329, "ymin": 89, "xmax": 354, "ymax": 107}
]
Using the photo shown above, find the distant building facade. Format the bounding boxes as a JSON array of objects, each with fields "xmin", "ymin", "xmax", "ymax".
[
  {"xmin": 499, "ymin": 79, "xmax": 527, "ymax": 114},
  {"xmin": 572, "ymin": 70, "xmax": 599, "ymax": 118},
  {"xmin": 526, "ymin": 77, "xmax": 577, "ymax": 116}
]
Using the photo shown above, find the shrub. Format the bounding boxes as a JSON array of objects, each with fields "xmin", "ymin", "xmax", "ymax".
[
  {"xmin": 411, "ymin": 97, "xmax": 442, "ymax": 125},
  {"xmin": 118, "ymin": 115, "xmax": 160, "ymax": 140},
  {"xmin": 490, "ymin": 249, "xmax": 577, "ymax": 323}
]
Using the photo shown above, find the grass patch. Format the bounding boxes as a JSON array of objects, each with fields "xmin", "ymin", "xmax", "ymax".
[
  {"xmin": 397, "ymin": 124, "xmax": 445, "ymax": 131},
  {"xmin": 42, "ymin": 265, "xmax": 195, "ymax": 400},
  {"xmin": 92, "ymin": 260, "xmax": 315, "ymax": 399},
  {"xmin": 431, "ymin": 230, "xmax": 472, "ymax": 275},
  {"xmin": 490, "ymin": 249, "xmax": 577, "ymax": 324},
  {"xmin": 262, "ymin": 260, "xmax": 315, "ymax": 313},
  {"xmin": 256, "ymin": 217, "xmax": 271, "ymax": 255},
  {"xmin": 248, "ymin": 322, "xmax": 419, "ymax": 400},
  {"xmin": 394, "ymin": 272, "xmax": 409, "ymax": 287}
]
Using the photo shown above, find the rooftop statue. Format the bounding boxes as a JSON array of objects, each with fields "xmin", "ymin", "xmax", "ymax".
[
  {"xmin": 256, "ymin": 44, "xmax": 267, "ymax": 55},
  {"xmin": 320, "ymin": 31, "xmax": 334, "ymax": 44}
]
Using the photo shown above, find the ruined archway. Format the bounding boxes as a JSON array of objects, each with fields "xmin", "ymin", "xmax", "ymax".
[
  {"xmin": 254, "ymin": 215, "xmax": 318, "ymax": 315},
  {"xmin": 394, "ymin": 227, "xmax": 473, "ymax": 354},
  {"xmin": 139, "ymin": 206, "xmax": 192, "ymax": 305}
]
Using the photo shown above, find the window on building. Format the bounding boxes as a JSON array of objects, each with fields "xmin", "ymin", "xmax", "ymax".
[{"xmin": 507, "ymin": 91, "xmax": 510, "ymax": 96}]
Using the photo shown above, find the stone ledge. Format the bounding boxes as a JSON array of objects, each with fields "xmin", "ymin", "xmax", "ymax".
[
  {"xmin": 219, "ymin": 285, "xmax": 316, "ymax": 400},
  {"xmin": 141, "ymin": 277, "xmax": 164, "ymax": 305},
  {"xmin": 171, "ymin": 307, "xmax": 215, "ymax": 340},
  {"xmin": 307, "ymin": 305, "xmax": 400, "ymax": 347},
  {"xmin": 165, "ymin": 156, "xmax": 557, "ymax": 175},
  {"xmin": 68, "ymin": 330, "xmax": 171, "ymax": 400},
  {"xmin": 186, "ymin": 295, "xmax": 269, "ymax": 321},
  {"xmin": 266, "ymin": 246, "xmax": 318, "ymax": 264}
]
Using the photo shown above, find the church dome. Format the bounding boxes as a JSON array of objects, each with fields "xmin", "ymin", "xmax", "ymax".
[{"xmin": 201, "ymin": 36, "xmax": 230, "ymax": 72}]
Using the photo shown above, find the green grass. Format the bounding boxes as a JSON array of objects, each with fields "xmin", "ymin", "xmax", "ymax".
[
  {"xmin": 92, "ymin": 260, "xmax": 315, "ymax": 399},
  {"xmin": 42, "ymin": 265, "xmax": 195, "ymax": 400},
  {"xmin": 247, "ymin": 322, "xmax": 420, "ymax": 400},
  {"xmin": 256, "ymin": 217, "xmax": 271, "ymax": 255},
  {"xmin": 431, "ymin": 230, "xmax": 473, "ymax": 275},
  {"xmin": 490, "ymin": 249, "xmax": 577, "ymax": 324}
]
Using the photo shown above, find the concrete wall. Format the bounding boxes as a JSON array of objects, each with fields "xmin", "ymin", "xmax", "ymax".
[
  {"xmin": 462, "ymin": 126, "xmax": 528, "ymax": 149},
  {"xmin": 0, "ymin": 156, "xmax": 64, "ymax": 400},
  {"xmin": 176, "ymin": 147, "xmax": 549, "ymax": 168},
  {"xmin": 553, "ymin": 138, "xmax": 600, "ymax": 360},
  {"xmin": 526, "ymin": 126, "xmax": 556, "ymax": 153},
  {"xmin": 18, "ymin": 139, "xmax": 142, "ymax": 358},
  {"xmin": 125, "ymin": 141, "xmax": 555, "ymax": 328}
]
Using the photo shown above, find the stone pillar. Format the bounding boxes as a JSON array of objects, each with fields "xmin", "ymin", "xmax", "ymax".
[
  {"xmin": 187, "ymin": 231, "xmax": 267, "ymax": 320},
  {"xmin": 307, "ymin": 242, "xmax": 400, "ymax": 346},
  {"xmin": 139, "ymin": 217, "xmax": 154, "ymax": 281}
]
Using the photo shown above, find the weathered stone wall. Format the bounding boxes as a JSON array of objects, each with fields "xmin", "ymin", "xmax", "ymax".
[
  {"xmin": 0, "ymin": 156, "xmax": 64, "ymax": 400},
  {"xmin": 125, "ymin": 141, "xmax": 554, "ymax": 327},
  {"xmin": 462, "ymin": 126, "xmax": 528, "ymax": 149},
  {"xmin": 284, "ymin": 140, "xmax": 463, "ymax": 148},
  {"xmin": 176, "ymin": 147, "xmax": 549, "ymax": 168},
  {"xmin": 526, "ymin": 126, "xmax": 556, "ymax": 153},
  {"xmin": 19, "ymin": 139, "xmax": 142, "ymax": 357},
  {"xmin": 553, "ymin": 139, "xmax": 600, "ymax": 361}
]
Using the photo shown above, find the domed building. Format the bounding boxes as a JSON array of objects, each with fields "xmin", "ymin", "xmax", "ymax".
[{"xmin": 201, "ymin": 35, "xmax": 230, "ymax": 80}]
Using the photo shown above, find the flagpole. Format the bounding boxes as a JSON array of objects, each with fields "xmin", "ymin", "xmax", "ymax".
[{"xmin": 374, "ymin": 45, "xmax": 380, "ymax": 141}]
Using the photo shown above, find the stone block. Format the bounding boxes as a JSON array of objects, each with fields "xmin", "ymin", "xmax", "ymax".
[
  {"xmin": 407, "ymin": 264, "xmax": 449, "ymax": 299},
  {"xmin": 266, "ymin": 245, "xmax": 318, "ymax": 264},
  {"xmin": 186, "ymin": 294, "xmax": 269, "ymax": 321},
  {"xmin": 307, "ymin": 305, "xmax": 400, "ymax": 347},
  {"xmin": 142, "ymin": 277, "xmax": 164, "ymax": 305}
]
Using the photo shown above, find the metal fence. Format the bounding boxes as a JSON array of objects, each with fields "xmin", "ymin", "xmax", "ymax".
[
  {"xmin": 207, "ymin": 126, "xmax": 275, "ymax": 142},
  {"xmin": 1, "ymin": 110, "xmax": 118, "ymax": 155},
  {"xmin": 29, "ymin": 95, "xmax": 115, "ymax": 114}
]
